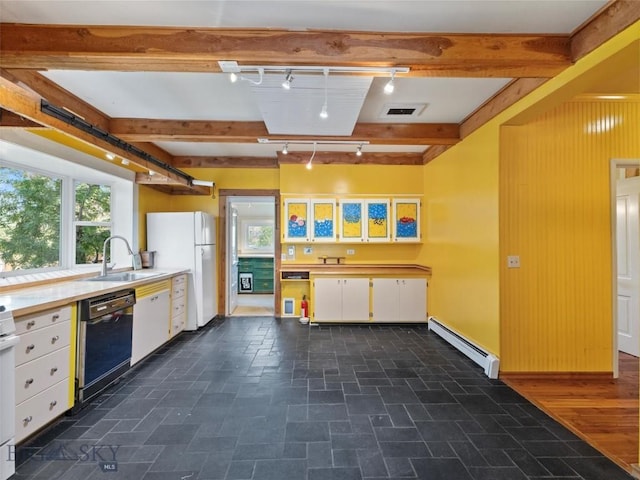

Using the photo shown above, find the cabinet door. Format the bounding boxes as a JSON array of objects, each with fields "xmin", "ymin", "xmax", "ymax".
[
  {"xmin": 310, "ymin": 199, "xmax": 337, "ymax": 242},
  {"xmin": 338, "ymin": 199, "xmax": 365, "ymax": 243},
  {"xmin": 393, "ymin": 198, "xmax": 421, "ymax": 242},
  {"xmin": 313, "ymin": 278, "xmax": 343, "ymax": 321},
  {"xmin": 372, "ymin": 278, "xmax": 398, "ymax": 322},
  {"xmin": 284, "ymin": 198, "xmax": 310, "ymax": 242},
  {"xmin": 365, "ymin": 199, "xmax": 390, "ymax": 242},
  {"xmin": 132, "ymin": 289, "xmax": 170, "ymax": 365},
  {"xmin": 397, "ymin": 279, "xmax": 427, "ymax": 322},
  {"xmin": 341, "ymin": 278, "xmax": 370, "ymax": 322}
]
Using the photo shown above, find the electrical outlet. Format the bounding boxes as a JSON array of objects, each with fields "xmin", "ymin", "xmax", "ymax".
[
  {"xmin": 346, "ymin": 249, "xmax": 355, "ymax": 255},
  {"xmin": 507, "ymin": 255, "xmax": 520, "ymax": 268},
  {"xmin": 303, "ymin": 247, "xmax": 312, "ymax": 254},
  {"xmin": 288, "ymin": 246, "xmax": 295, "ymax": 257}
]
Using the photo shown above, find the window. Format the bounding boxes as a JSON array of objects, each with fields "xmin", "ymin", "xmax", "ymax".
[
  {"xmin": 241, "ymin": 220, "xmax": 274, "ymax": 253},
  {"xmin": 0, "ymin": 139, "xmax": 135, "ymax": 278},
  {"xmin": 0, "ymin": 165, "xmax": 62, "ymax": 272},
  {"xmin": 74, "ymin": 182, "xmax": 112, "ymax": 265}
]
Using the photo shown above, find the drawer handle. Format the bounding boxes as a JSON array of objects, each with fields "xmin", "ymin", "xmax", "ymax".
[
  {"xmin": 51, "ymin": 367, "xmax": 58, "ymax": 375},
  {"xmin": 26, "ymin": 344, "xmax": 35, "ymax": 352},
  {"xmin": 27, "ymin": 320, "xmax": 36, "ymax": 329},
  {"xmin": 52, "ymin": 314, "xmax": 60, "ymax": 321},
  {"xmin": 51, "ymin": 335, "xmax": 60, "ymax": 343},
  {"xmin": 23, "ymin": 416, "xmax": 32, "ymax": 424},
  {"xmin": 25, "ymin": 378, "xmax": 34, "ymax": 386},
  {"xmin": 50, "ymin": 400, "xmax": 57, "ymax": 408}
]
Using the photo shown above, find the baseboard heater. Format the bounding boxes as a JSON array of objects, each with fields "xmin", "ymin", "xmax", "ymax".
[{"xmin": 428, "ymin": 316, "xmax": 500, "ymax": 379}]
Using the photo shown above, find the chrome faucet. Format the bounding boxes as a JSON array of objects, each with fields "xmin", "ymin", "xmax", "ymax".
[{"xmin": 101, "ymin": 235, "xmax": 134, "ymax": 276}]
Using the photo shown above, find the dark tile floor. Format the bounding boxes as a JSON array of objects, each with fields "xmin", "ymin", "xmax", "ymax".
[{"xmin": 13, "ymin": 317, "xmax": 633, "ymax": 480}]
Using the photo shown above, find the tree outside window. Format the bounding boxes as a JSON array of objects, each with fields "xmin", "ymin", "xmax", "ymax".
[
  {"xmin": 74, "ymin": 183, "xmax": 111, "ymax": 264},
  {"xmin": 0, "ymin": 166, "xmax": 62, "ymax": 271},
  {"xmin": 242, "ymin": 220, "xmax": 274, "ymax": 253}
]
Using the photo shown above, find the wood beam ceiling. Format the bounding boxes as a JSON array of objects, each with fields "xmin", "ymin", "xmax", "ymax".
[
  {"xmin": 109, "ymin": 119, "xmax": 459, "ymax": 146},
  {"xmin": 0, "ymin": 25, "xmax": 570, "ymax": 78}
]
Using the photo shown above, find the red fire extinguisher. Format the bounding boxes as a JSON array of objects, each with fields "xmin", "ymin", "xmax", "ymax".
[{"xmin": 301, "ymin": 295, "xmax": 309, "ymax": 318}]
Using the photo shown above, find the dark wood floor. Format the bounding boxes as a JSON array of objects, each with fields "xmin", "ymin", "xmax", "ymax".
[{"xmin": 503, "ymin": 352, "xmax": 638, "ymax": 473}]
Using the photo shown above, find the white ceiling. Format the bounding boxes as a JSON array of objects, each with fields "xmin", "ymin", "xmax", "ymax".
[{"xmin": 0, "ymin": 0, "xmax": 611, "ymax": 159}]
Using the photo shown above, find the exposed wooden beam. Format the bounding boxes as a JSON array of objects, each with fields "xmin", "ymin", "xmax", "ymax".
[
  {"xmin": 1, "ymin": 69, "xmax": 110, "ymax": 131},
  {"xmin": 174, "ymin": 156, "xmax": 279, "ymax": 168},
  {"xmin": 0, "ymin": 76, "xmax": 193, "ymax": 187},
  {"xmin": 571, "ymin": 0, "xmax": 640, "ymax": 61},
  {"xmin": 110, "ymin": 118, "xmax": 459, "ymax": 145},
  {"xmin": 277, "ymin": 151, "xmax": 424, "ymax": 165},
  {"xmin": 135, "ymin": 172, "xmax": 211, "ymax": 195},
  {"xmin": 0, "ymin": 108, "xmax": 43, "ymax": 128},
  {"xmin": 0, "ymin": 25, "xmax": 570, "ymax": 77},
  {"xmin": 422, "ymin": 145, "xmax": 451, "ymax": 164},
  {"xmin": 460, "ymin": 77, "xmax": 548, "ymax": 139}
]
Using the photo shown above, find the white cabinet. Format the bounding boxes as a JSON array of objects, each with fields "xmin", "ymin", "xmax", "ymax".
[
  {"xmin": 14, "ymin": 305, "xmax": 72, "ymax": 442},
  {"xmin": 313, "ymin": 277, "xmax": 369, "ymax": 322},
  {"xmin": 392, "ymin": 198, "xmax": 421, "ymax": 242},
  {"xmin": 132, "ymin": 281, "xmax": 170, "ymax": 365},
  {"xmin": 284, "ymin": 198, "xmax": 337, "ymax": 243},
  {"xmin": 170, "ymin": 274, "xmax": 188, "ymax": 338},
  {"xmin": 372, "ymin": 278, "xmax": 427, "ymax": 322}
]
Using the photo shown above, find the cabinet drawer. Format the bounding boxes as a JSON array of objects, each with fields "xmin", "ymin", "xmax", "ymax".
[
  {"xmin": 16, "ymin": 379, "xmax": 69, "ymax": 442},
  {"xmin": 15, "ymin": 346, "xmax": 70, "ymax": 404},
  {"xmin": 172, "ymin": 300, "xmax": 186, "ymax": 317},
  {"xmin": 172, "ymin": 284, "xmax": 186, "ymax": 299},
  {"xmin": 15, "ymin": 306, "xmax": 71, "ymax": 335},
  {"xmin": 171, "ymin": 315, "xmax": 186, "ymax": 336},
  {"xmin": 15, "ymin": 321, "xmax": 70, "ymax": 367}
]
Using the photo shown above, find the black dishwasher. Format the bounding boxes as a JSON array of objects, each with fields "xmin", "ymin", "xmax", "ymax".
[{"xmin": 76, "ymin": 289, "xmax": 135, "ymax": 408}]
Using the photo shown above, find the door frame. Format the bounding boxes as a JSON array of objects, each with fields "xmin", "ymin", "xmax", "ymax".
[
  {"xmin": 610, "ymin": 158, "xmax": 640, "ymax": 379},
  {"xmin": 218, "ymin": 189, "xmax": 281, "ymax": 316}
]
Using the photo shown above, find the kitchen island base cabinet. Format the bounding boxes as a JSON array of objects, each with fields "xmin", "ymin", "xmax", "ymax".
[
  {"xmin": 132, "ymin": 282, "xmax": 170, "ymax": 366},
  {"xmin": 372, "ymin": 278, "xmax": 427, "ymax": 322},
  {"xmin": 313, "ymin": 278, "xmax": 369, "ymax": 322}
]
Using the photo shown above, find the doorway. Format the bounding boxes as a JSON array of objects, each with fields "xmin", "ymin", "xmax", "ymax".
[
  {"xmin": 224, "ymin": 194, "xmax": 277, "ymax": 317},
  {"xmin": 612, "ymin": 159, "xmax": 640, "ymax": 378}
]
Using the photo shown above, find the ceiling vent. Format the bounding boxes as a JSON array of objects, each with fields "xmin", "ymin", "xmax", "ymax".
[{"xmin": 379, "ymin": 103, "xmax": 427, "ymax": 119}]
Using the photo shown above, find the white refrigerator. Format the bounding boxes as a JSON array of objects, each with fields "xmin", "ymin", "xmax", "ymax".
[{"xmin": 146, "ymin": 212, "xmax": 217, "ymax": 330}]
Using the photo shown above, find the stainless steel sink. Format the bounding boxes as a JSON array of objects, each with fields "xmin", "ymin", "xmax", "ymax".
[{"xmin": 82, "ymin": 272, "xmax": 166, "ymax": 282}]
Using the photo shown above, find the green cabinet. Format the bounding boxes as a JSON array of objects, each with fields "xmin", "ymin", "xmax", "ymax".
[{"xmin": 238, "ymin": 256, "xmax": 274, "ymax": 294}]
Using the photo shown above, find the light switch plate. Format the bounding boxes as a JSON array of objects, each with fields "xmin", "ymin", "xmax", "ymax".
[
  {"xmin": 288, "ymin": 246, "xmax": 295, "ymax": 257},
  {"xmin": 507, "ymin": 255, "xmax": 520, "ymax": 268},
  {"xmin": 346, "ymin": 249, "xmax": 355, "ymax": 255},
  {"xmin": 303, "ymin": 247, "xmax": 312, "ymax": 254}
]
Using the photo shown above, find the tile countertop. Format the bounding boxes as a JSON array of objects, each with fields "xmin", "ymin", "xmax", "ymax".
[{"xmin": 0, "ymin": 268, "xmax": 189, "ymax": 317}]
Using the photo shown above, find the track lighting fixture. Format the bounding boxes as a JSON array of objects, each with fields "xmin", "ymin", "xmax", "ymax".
[
  {"xmin": 219, "ymin": 62, "xmax": 409, "ymax": 95},
  {"xmin": 120, "ymin": 158, "xmax": 130, "ymax": 166},
  {"xmin": 148, "ymin": 169, "xmax": 156, "ymax": 176},
  {"xmin": 306, "ymin": 142, "xmax": 317, "ymax": 170},
  {"xmin": 320, "ymin": 68, "xmax": 329, "ymax": 119},
  {"xmin": 282, "ymin": 70, "xmax": 293, "ymax": 90},
  {"xmin": 384, "ymin": 69, "xmax": 396, "ymax": 95},
  {"xmin": 282, "ymin": 143, "xmax": 288, "ymax": 155},
  {"xmin": 105, "ymin": 152, "xmax": 115, "ymax": 161},
  {"xmin": 356, "ymin": 145, "xmax": 363, "ymax": 156}
]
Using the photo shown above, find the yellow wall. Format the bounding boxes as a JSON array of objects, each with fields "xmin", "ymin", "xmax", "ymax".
[
  {"xmin": 137, "ymin": 185, "xmax": 172, "ymax": 250},
  {"xmin": 421, "ymin": 127, "xmax": 501, "ymax": 355},
  {"xmin": 419, "ymin": 25, "xmax": 639, "ymax": 366},
  {"xmin": 500, "ymin": 99, "xmax": 640, "ymax": 372},
  {"xmin": 280, "ymin": 164, "xmax": 425, "ymax": 264}
]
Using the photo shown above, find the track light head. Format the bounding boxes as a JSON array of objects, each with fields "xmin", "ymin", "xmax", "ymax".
[
  {"xmin": 282, "ymin": 70, "xmax": 293, "ymax": 90},
  {"xmin": 384, "ymin": 69, "xmax": 396, "ymax": 95},
  {"xmin": 319, "ymin": 104, "xmax": 328, "ymax": 119},
  {"xmin": 229, "ymin": 72, "xmax": 238, "ymax": 83},
  {"xmin": 282, "ymin": 143, "xmax": 288, "ymax": 155},
  {"xmin": 356, "ymin": 145, "xmax": 363, "ymax": 156}
]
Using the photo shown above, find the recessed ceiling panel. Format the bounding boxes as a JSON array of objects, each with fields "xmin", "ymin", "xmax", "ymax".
[{"xmin": 250, "ymin": 74, "xmax": 373, "ymax": 136}]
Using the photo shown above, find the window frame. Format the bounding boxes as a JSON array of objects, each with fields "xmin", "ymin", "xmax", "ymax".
[
  {"xmin": 72, "ymin": 181, "xmax": 113, "ymax": 267},
  {"xmin": 239, "ymin": 219, "xmax": 275, "ymax": 254}
]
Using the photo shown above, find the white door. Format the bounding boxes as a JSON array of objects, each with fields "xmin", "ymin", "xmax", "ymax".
[
  {"xmin": 616, "ymin": 176, "xmax": 640, "ymax": 357},
  {"xmin": 314, "ymin": 278, "xmax": 343, "ymax": 321},
  {"xmin": 398, "ymin": 278, "xmax": 427, "ymax": 322},
  {"xmin": 341, "ymin": 278, "xmax": 370, "ymax": 321},
  {"xmin": 228, "ymin": 208, "xmax": 239, "ymax": 315},
  {"xmin": 372, "ymin": 278, "xmax": 398, "ymax": 322}
]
